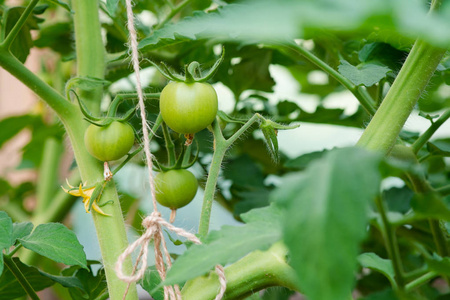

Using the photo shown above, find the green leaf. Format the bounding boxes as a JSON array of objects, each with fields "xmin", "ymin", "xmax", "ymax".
[
  {"xmin": 0, "ymin": 211, "xmax": 13, "ymax": 250},
  {"xmin": 411, "ymin": 192, "xmax": 450, "ymax": 221},
  {"xmin": 34, "ymin": 22, "xmax": 74, "ymax": 56},
  {"xmin": 44, "ymin": 0, "xmax": 72, "ymax": 12},
  {"xmin": 0, "ymin": 115, "xmax": 36, "ymax": 148},
  {"xmin": 11, "ymin": 222, "xmax": 33, "ymax": 245},
  {"xmin": 338, "ymin": 60, "xmax": 391, "ymax": 87},
  {"xmin": 66, "ymin": 76, "xmax": 111, "ymax": 93},
  {"xmin": 106, "ymin": 0, "xmax": 120, "ymax": 16},
  {"xmin": 427, "ymin": 142, "xmax": 450, "ymax": 157},
  {"xmin": 18, "ymin": 223, "xmax": 87, "ymax": 268},
  {"xmin": 0, "ymin": 254, "xmax": 3, "ymax": 277},
  {"xmin": 38, "ymin": 270, "xmax": 84, "ymax": 290},
  {"xmin": 260, "ymin": 121, "xmax": 279, "ymax": 162},
  {"xmin": 141, "ymin": 266, "xmax": 164, "ymax": 300},
  {"xmin": 358, "ymin": 253, "xmax": 396, "ymax": 287},
  {"xmin": 426, "ymin": 254, "xmax": 450, "ymax": 277},
  {"xmin": 0, "ymin": 257, "xmax": 54, "ymax": 299},
  {"xmin": 65, "ymin": 267, "xmax": 108, "ymax": 300},
  {"xmin": 163, "ymin": 205, "xmax": 283, "ymax": 286},
  {"xmin": 284, "ymin": 150, "xmax": 328, "ymax": 170},
  {"xmin": 273, "ymin": 147, "xmax": 382, "ymax": 300},
  {"xmin": 3, "ymin": 6, "xmax": 45, "ymax": 62}
]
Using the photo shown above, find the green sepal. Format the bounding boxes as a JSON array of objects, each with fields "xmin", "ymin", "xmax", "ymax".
[
  {"xmin": 260, "ymin": 121, "xmax": 279, "ymax": 162},
  {"xmin": 196, "ymin": 47, "xmax": 225, "ymax": 82},
  {"xmin": 88, "ymin": 182, "xmax": 107, "ymax": 213},
  {"xmin": 145, "ymin": 59, "xmax": 184, "ymax": 82},
  {"xmin": 70, "ymin": 90, "xmax": 102, "ymax": 122},
  {"xmin": 217, "ymin": 111, "xmax": 246, "ymax": 125}
]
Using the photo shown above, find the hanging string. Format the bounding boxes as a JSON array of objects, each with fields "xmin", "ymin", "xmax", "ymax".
[{"xmin": 115, "ymin": 1, "xmax": 227, "ymax": 299}]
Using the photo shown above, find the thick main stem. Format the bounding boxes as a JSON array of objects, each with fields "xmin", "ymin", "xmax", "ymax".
[
  {"xmin": 71, "ymin": 0, "xmax": 137, "ymax": 299},
  {"xmin": 357, "ymin": 39, "xmax": 446, "ymax": 153}
]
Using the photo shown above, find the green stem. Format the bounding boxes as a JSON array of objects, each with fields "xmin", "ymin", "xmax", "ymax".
[
  {"xmin": 71, "ymin": 0, "xmax": 137, "ymax": 299},
  {"xmin": 375, "ymin": 196, "xmax": 406, "ymax": 290},
  {"xmin": 35, "ymin": 137, "xmax": 63, "ymax": 215},
  {"xmin": 3, "ymin": 256, "xmax": 40, "ymax": 300},
  {"xmin": 181, "ymin": 242, "xmax": 298, "ymax": 300},
  {"xmin": 198, "ymin": 122, "xmax": 227, "ymax": 238},
  {"xmin": 0, "ymin": 0, "xmax": 39, "ymax": 48},
  {"xmin": 411, "ymin": 109, "xmax": 450, "ymax": 154},
  {"xmin": 437, "ymin": 184, "xmax": 450, "ymax": 196},
  {"xmin": 271, "ymin": 42, "xmax": 377, "ymax": 115},
  {"xmin": 357, "ymin": 39, "xmax": 446, "ymax": 154},
  {"xmin": 198, "ymin": 115, "xmax": 262, "ymax": 237},
  {"xmin": 405, "ymin": 271, "xmax": 438, "ymax": 292}
]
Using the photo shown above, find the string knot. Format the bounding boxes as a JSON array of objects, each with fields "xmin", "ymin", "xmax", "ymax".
[{"xmin": 142, "ymin": 211, "xmax": 162, "ymax": 229}]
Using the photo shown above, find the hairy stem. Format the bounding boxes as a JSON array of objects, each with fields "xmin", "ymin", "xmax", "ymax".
[
  {"xmin": 357, "ymin": 39, "xmax": 446, "ymax": 153},
  {"xmin": 71, "ymin": 0, "xmax": 137, "ymax": 298},
  {"xmin": 181, "ymin": 243, "xmax": 298, "ymax": 300}
]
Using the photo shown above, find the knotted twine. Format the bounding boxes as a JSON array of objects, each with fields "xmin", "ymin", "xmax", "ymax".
[{"xmin": 115, "ymin": 1, "xmax": 227, "ymax": 299}]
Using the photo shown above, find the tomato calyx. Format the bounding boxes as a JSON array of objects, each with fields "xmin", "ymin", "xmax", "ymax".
[
  {"xmin": 146, "ymin": 47, "xmax": 225, "ymax": 83},
  {"xmin": 153, "ymin": 139, "xmax": 199, "ymax": 173}
]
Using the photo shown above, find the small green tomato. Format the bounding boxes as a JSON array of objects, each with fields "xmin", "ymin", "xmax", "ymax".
[
  {"xmin": 84, "ymin": 121, "xmax": 135, "ymax": 161},
  {"xmin": 154, "ymin": 169, "xmax": 198, "ymax": 210}
]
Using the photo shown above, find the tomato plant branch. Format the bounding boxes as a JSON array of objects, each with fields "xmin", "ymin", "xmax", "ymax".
[
  {"xmin": 0, "ymin": 0, "xmax": 39, "ymax": 48},
  {"xmin": 375, "ymin": 196, "xmax": 405, "ymax": 291},
  {"xmin": 3, "ymin": 255, "xmax": 40, "ymax": 300},
  {"xmin": 181, "ymin": 242, "xmax": 298, "ymax": 299},
  {"xmin": 411, "ymin": 109, "xmax": 450, "ymax": 154},
  {"xmin": 198, "ymin": 120, "xmax": 227, "ymax": 238},
  {"xmin": 71, "ymin": 0, "xmax": 137, "ymax": 299},
  {"xmin": 356, "ymin": 39, "xmax": 446, "ymax": 153},
  {"xmin": 198, "ymin": 114, "xmax": 262, "ymax": 237},
  {"xmin": 271, "ymin": 42, "xmax": 377, "ymax": 115}
]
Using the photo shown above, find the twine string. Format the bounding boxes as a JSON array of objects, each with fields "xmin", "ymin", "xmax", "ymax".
[{"xmin": 117, "ymin": 0, "xmax": 227, "ymax": 299}]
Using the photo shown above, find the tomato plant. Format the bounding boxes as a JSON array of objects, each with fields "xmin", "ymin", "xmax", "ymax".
[
  {"xmin": 160, "ymin": 82, "xmax": 218, "ymax": 134},
  {"xmin": 84, "ymin": 121, "xmax": 135, "ymax": 161},
  {"xmin": 1, "ymin": 0, "xmax": 450, "ymax": 300},
  {"xmin": 154, "ymin": 169, "xmax": 198, "ymax": 209}
]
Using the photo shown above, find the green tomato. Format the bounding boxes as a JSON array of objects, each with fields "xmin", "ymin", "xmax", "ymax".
[
  {"xmin": 160, "ymin": 82, "xmax": 218, "ymax": 134},
  {"xmin": 154, "ymin": 169, "xmax": 198, "ymax": 209},
  {"xmin": 84, "ymin": 121, "xmax": 135, "ymax": 161}
]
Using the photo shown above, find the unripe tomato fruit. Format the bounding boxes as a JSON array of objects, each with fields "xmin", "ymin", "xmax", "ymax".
[
  {"xmin": 160, "ymin": 82, "xmax": 218, "ymax": 134},
  {"xmin": 154, "ymin": 169, "xmax": 198, "ymax": 209},
  {"xmin": 84, "ymin": 121, "xmax": 135, "ymax": 161}
]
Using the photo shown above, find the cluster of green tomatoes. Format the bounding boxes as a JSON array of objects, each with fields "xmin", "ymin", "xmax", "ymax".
[{"xmin": 82, "ymin": 57, "xmax": 222, "ymax": 216}]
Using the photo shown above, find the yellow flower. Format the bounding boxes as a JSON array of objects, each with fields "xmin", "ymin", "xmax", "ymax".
[{"xmin": 62, "ymin": 181, "xmax": 110, "ymax": 216}]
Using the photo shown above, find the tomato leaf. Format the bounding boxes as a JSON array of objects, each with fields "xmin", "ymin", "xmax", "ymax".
[
  {"xmin": 338, "ymin": 60, "xmax": 391, "ymax": 87},
  {"xmin": 411, "ymin": 192, "xmax": 450, "ymax": 221},
  {"xmin": 106, "ymin": 0, "xmax": 120, "ymax": 16},
  {"xmin": 44, "ymin": 0, "xmax": 72, "ymax": 13},
  {"xmin": 3, "ymin": 6, "xmax": 46, "ymax": 63},
  {"xmin": 162, "ymin": 204, "xmax": 283, "ymax": 286},
  {"xmin": 11, "ymin": 222, "xmax": 33, "ymax": 245},
  {"xmin": 358, "ymin": 253, "xmax": 396, "ymax": 287},
  {"xmin": 425, "ymin": 254, "xmax": 450, "ymax": 277},
  {"xmin": 0, "ymin": 257, "xmax": 54, "ymax": 299},
  {"xmin": 0, "ymin": 212, "xmax": 13, "ymax": 251},
  {"xmin": 141, "ymin": 266, "xmax": 165, "ymax": 300},
  {"xmin": 273, "ymin": 147, "xmax": 382, "ymax": 300},
  {"xmin": 0, "ymin": 115, "xmax": 37, "ymax": 148},
  {"xmin": 18, "ymin": 223, "xmax": 87, "ymax": 269}
]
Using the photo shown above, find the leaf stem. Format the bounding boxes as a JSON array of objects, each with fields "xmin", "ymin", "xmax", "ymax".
[
  {"xmin": 3, "ymin": 256, "xmax": 40, "ymax": 300},
  {"xmin": 411, "ymin": 109, "xmax": 450, "ymax": 154},
  {"xmin": 405, "ymin": 271, "xmax": 438, "ymax": 292},
  {"xmin": 272, "ymin": 42, "xmax": 377, "ymax": 115},
  {"xmin": 0, "ymin": 0, "xmax": 39, "ymax": 48},
  {"xmin": 198, "ymin": 114, "xmax": 263, "ymax": 237},
  {"xmin": 375, "ymin": 196, "xmax": 406, "ymax": 291}
]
